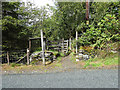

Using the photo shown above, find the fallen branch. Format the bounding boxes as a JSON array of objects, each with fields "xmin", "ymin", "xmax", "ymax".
[{"xmin": 15, "ymin": 54, "xmax": 27, "ymax": 63}]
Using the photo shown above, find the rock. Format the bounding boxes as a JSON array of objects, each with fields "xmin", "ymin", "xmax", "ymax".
[
  {"xmin": 83, "ymin": 55, "xmax": 89, "ymax": 60},
  {"xmin": 76, "ymin": 55, "xmax": 79, "ymax": 58},
  {"xmin": 111, "ymin": 50, "xmax": 117, "ymax": 53},
  {"xmin": 79, "ymin": 53, "xmax": 83, "ymax": 60},
  {"xmin": 76, "ymin": 59, "xmax": 79, "ymax": 61},
  {"xmin": 30, "ymin": 51, "xmax": 53, "ymax": 62},
  {"xmin": 79, "ymin": 53, "xmax": 83, "ymax": 56},
  {"xmin": 79, "ymin": 49, "xmax": 84, "ymax": 53}
]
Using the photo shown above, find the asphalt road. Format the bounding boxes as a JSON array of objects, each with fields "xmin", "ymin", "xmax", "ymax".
[{"xmin": 2, "ymin": 69, "xmax": 118, "ymax": 88}]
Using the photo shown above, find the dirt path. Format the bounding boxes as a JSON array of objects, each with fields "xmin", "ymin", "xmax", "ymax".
[{"xmin": 61, "ymin": 55, "xmax": 77, "ymax": 70}]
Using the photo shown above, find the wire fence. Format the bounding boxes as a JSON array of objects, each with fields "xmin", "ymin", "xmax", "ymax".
[{"xmin": 2, "ymin": 49, "xmax": 27, "ymax": 64}]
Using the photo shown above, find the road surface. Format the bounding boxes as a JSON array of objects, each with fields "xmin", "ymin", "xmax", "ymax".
[{"xmin": 2, "ymin": 69, "xmax": 118, "ymax": 88}]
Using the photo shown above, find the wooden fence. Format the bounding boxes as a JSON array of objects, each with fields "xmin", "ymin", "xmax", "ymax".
[
  {"xmin": 46, "ymin": 39, "xmax": 69, "ymax": 53},
  {"xmin": 2, "ymin": 38, "xmax": 71, "ymax": 65}
]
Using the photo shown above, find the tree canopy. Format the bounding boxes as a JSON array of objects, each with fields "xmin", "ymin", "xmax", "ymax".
[{"xmin": 2, "ymin": 1, "xmax": 120, "ymax": 51}]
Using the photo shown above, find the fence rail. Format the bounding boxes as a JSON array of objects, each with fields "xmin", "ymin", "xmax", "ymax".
[
  {"xmin": 47, "ymin": 39, "xmax": 69, "ymax": 53},
  {"xmin": 1, "ymin": 39, "xmax": 70, "ymax": 65}
]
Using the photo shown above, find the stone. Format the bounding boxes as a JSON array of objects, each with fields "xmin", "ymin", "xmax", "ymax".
[
  {"xmin": 79, "ymin": 53, "xmax": 83, "ymax": 60},
  {"xmin": 83, "ymin": 54, "xmax": 89, "ymax": 60},
  {"xmin": 111, "ymin": 50, "xmax": 117, "ymax": 53},
  {"xmin": 76, "ymin": 58, "xmax": 79, "ymax": 61},
  {"xmin": 79, "ymin": 49, "xmax": 84, "ymax": 53}
]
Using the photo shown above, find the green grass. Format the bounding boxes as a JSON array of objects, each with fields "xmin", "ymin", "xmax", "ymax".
[
  {"xmin": 91, "ymin": 63, "xmax": 102, "ymax": 67},
  {"xmin": 102, "ymin": 56, "xmax": 118, "ymax": 65},
  {"xmin": 57, "ymin": 57, "xmax": 62, "ymax": 63},
  {"xmin": 83, "ymin": 54, "xmax": 118, "ymax": 68},
  {"xmin": 55, "ymin": 63, "xmax": 62, "ymax": 67},
  {"xmin": 70, "ymin": 52, "xmax": 77, "ymax": 63},
  {"xmin": 10, "ymin": 63, "xmax": 21, "ymax": 67},
  {"xmin": 84, "ymin": 61, "xmax": 90, "ymax": 68},
  {"xmin": 70, "ymin": 51, "xmax": 118, "ymax": 68}
]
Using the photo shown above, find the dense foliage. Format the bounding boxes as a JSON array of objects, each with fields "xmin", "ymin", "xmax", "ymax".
[{"xmin": 2, "ymin": 1, "xmax": 120, "ymax": 51}]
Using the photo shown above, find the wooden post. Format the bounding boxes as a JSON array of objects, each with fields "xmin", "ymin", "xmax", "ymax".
[
  {"xmin": 69, "ymin": 37, "xmax": 72, "ymax": 50},
  {"xmin": 76, "ymin": 31, "xmax": 78, "ymax": 54},
  {"xmin": 43, "ymin": 40, "xmax": 45, "ymax": 51},
  {"xmin": 27, "ymin": 48, "xmax": 30, "ymax": 65},
  {"xmin": 86, "ymin": 0, "xmax": 89, "ymax": 25},
  {"xmin": 29, "ymin": 39, "xmax": 31, "ymax": 53},
  {"xmin": 7, "ymin": 51, "xmax": 9, "ymax": 65},
  {"xmin": 46, "ymin": 40, "xmax": 49, "ymax": 50},
  {"xmin": 67, "ymin": 40, "xmax": 69, "ymax": 52},
  {"xmin": 41, "ymin": 30, "xmax": 45, "ymax": 65},
  {"xmin": 62, "ymin": 38, "xmax": 64, "ymax": 53}
]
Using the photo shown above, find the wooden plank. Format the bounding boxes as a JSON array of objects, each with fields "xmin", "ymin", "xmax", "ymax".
[
  {"xmin": 16, "ymin": 54, "xmax": 27, "ymax": 63},
  {"xmin": 29, "ymin": 37, "xmax": 41, "ymax": 40},
  {"xmin": 48, "ymin": 44, "xmax": 61, "ymax": 46},
  {"xmin": 29, "ymin": 40, "xmax": 31, "ymax": 53},
  {"xmin": 64, "ymin": 40, "xmax": 68, "ymax": 42},
  {"xmin": 7, "ymin": 51, "xmax": 9, "ymax": 65},
  {"xmin": 41, "ymin": 30, "xmax": 45, "ymax": 65},
  {"xmin": 29, "ymin": 37, "xmax": 46, "ymax": 40}
]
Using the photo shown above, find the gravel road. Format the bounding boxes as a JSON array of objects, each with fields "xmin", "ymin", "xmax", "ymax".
[{"xmin": 2, "ymin": 69, "xmax": 118, "ymax": 88}]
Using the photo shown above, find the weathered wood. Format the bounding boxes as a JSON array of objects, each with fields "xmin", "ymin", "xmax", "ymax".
[
  {"xmin": 69, "ymin": 37, "xmax": 72, "ymax": 50},
  {"xmin": 64, "ymin": 40, "xmax": 68, "ymax": 42},
  {"xmin": 67, "ymin": 40, "xmax": 69, "ymax": 52},
  {"xmin": 62, "ymin": 38, "xmax": 64, "ymax": 53},
  {"xmin": 7, "ymin": 51, "xmax": 9, "ymax": 65},
  {"xmin": 29, "ymin": 37, "xmax": 41, "ymax": 40},
  {"xmin": 27, "ymin": 48, "xmax": 30, "ymax": 65},
  {"xmin": 16, "ymin": 54, "xmax": 27, "ymax": 63},
  {"xmin": 29, "ymin": 37, "xmax": 46, "ymax": 40},
  {"xmin": 46, "ymin": 40, "xmax": 49, "ymax": 50},
  {"xmin": 43, "ymin": 40, "xmax": 45, "ymax": 52},
  {"xmin": 29, "ymin": 40, "xmax": 31, "ymax": 53},
  {"xmin": 86, "ymin": 0, "xmax": 89, "ymax": 20},
  {"xmin": 48, "ymin": 45, "xmax": 60, "ymax": 47},
  {"xmin": 76, "ymin": 31, "xmax": 78, "ymax": 54},
  {"xmin": 41, "ymin": 30, "xmax": 45, "ymax": 65}
]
